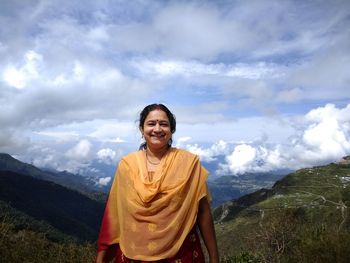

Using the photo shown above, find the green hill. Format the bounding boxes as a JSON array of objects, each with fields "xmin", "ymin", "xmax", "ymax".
[
  {"xmin": 0, "ymin": 169, "xmax": 104, "ymax": 262},
  {"xmin": 0, "ymin": 170, "xmax": 104, "ymax": 242},
  {"xmin": 0, "ymin": 214, "xmax": 96, "ymax": 263},
  {"xmin": 213, "ymin": 157, "xmax": 350, "ymax": 262},
  {"xmin": 0, "ymin": 200, "xmax": 78, "ymax": 243}
]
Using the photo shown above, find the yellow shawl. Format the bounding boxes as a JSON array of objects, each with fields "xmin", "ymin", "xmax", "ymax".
[{"xmin": 97, "ymin": 147, "xmax": 210, "ymax": 260}]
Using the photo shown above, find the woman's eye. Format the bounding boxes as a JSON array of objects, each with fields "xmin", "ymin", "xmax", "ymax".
[{"xmin": 146, "ymin": 121, "xmax": 169, "ymax": 126}]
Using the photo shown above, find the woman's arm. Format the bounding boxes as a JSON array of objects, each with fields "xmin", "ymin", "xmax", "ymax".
[
  {"xmin": 197, "ymin": 197, "xmax": 219, "ymax": 263},
  {"xmin": 95, "ymin": 250, "xmax": 106, "ymax": 263}
]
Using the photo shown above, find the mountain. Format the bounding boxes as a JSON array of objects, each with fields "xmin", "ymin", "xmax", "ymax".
[
  {"xmin": 201, "ymin": 155, "xmax": 227, "ymax": 182},
  {"xmin": 201, "ymin": 154, "xmax": 290, "ymax": 208},
  {"xmin": 0, "ymin": 154, "xmax": 106, "ymax": 261},
  {"xmin": 212, "ymin": 157, "xmax": 350, "ymax": 262},
  {"xmin": 208, "ymin": 171, "xmax": 288, "ymax": 208},
  {"xmin": 0, "ymin": 170, "xmax": 105, "ymax": 242},
  {"xmin": 0, "ymin": 199, "xmax": 75, "ymax": 242},
  {"xmin": 0, "ymin": 153, "xmax": 106, "ymax": 195},
  {"xmin": 0, "ymin": 153, "xmax": 53, "ymax": 180},
  {"xmin": 0, "ymin": 152, "xmax": 289, "ymax": 208}
]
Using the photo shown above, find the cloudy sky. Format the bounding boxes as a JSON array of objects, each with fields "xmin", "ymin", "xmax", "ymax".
[{"xmin": 1, "ymin": 0, "xmax": 350, "ymax": 181}]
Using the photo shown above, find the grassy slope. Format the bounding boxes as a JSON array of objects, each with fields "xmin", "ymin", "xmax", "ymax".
[
  {"xmin": 0, "ymin": 220, "xmax": 96, "ymax": 263},
  {"xmin": 0, "ymin": 200, "xmax": 98, "ymax": 262},
  {"xmin": 214, "ymin": 162, "xmax": 350, "ymax": 262}
]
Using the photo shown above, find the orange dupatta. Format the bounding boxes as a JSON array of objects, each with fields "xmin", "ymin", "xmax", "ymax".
[{"xmin": 97, "ymin": 148, "xmax": 210, "ymax": 260}]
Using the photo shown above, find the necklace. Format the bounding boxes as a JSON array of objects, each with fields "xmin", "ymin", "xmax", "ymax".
[{"xmin": 145, "ymin": 151, "xmax": 161, "ymax": 165}]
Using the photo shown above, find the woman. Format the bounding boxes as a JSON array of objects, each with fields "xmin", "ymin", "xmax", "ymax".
[{"xmin": 96, "ymin": 104, "xmax": 219, "ymax": 263}]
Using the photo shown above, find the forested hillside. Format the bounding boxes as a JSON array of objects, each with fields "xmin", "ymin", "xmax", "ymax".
[
  {"xmin": 0, "ymin": 169, "xmax": 104, "ymax": 262},
  {"xmin": 214, "ymin": 157, "xmax": 350, "ymax": 262},
  {"xmin": 0, "ymin": 170, "xmax": 104, "ymax": 242}
]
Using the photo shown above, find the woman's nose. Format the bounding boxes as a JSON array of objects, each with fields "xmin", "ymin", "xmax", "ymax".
[{"xmin": 154, "ymin": 123, "xmax": 162, "ymax": 132}]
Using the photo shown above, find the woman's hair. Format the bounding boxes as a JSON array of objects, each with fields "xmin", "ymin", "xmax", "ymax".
[{"xmin": 139, "ymin": 103, "xmax": 176, "ymax": 150}]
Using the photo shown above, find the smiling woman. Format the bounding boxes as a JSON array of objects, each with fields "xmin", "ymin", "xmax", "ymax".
[
  {"xmin": 96, "ymin": 103, "xmax": 219, "ymax": 263},
  {"xmin": 139, "ymin": 104, "xmax": 175, "ymax": 151}
]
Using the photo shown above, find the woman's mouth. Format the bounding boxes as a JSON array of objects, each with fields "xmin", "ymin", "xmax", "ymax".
[{"xmin": 151, "ymin": 134, "xmax": 165, "ymax": 140}]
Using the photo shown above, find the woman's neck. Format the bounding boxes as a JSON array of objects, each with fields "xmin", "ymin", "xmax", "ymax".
[{"xmin": 146, "ymin": 146, "xmax": 169, "ymax": 159}]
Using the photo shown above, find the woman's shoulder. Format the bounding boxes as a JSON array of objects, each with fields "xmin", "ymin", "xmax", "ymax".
[
  {"xmin": 120, "ymin": 148, "xmax": 200, "ymax": 165},
  {"xmin": 121, "ymin": 150, "xmax": 143, "ymax": 163},
  {"xmin": 172, "ymin": 147, "xmax": 199, "ymax": 160},
  {"xmin": 115, "ymin": 151, "xmax": 142, "ymax": 172}
]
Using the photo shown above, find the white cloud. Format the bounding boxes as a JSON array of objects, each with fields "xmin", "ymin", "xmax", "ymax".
[
  {"xmin": 98, "ymin": 177, "xmax": 111, "ymax": 186},
  {"xmin": 219, "ymin": 104, "xmax": 350, "ymax": 175},
  {"xmin": 134, "ymin": 60, "xmax": 282, "ymax": 80},
  {"xmin": 0, "ymin": 52, "xmax": 148, "ymax": 130},
  {"xmin": 110, "ymin": 138, "xmax": 126, "ymax": 143},
  {"xmin": 3, "ymin": 50, "xmax": 42, "ymax": 89},
  {"xmin": 32, "ymin": 153, "xmax": 55, "ymax": 168},
  {"xmin": 287, "ymin": 46, "xmax": 350, "ymax": 101},
  {"xmin": 0, "ymin": 128, "xmax": 31, "ymax": 153},
  {"xmin": 58, "ymin": 160, "xmax": 91, "ymax": 175},
  {"xmin": 175, "ymin": 136, "xmax": 192, "ymax": 145},
  {"xmin": 20, "ymin": 144, "xmax": 63, "ymax": 171},
  {"xmin": 276, "ymin": 88, "xmax": 304, "ymax": 103},
  {"xmin": 97, "ymin": 148, "xmax": 116, "ymax": 160},
  {"xmin": 298, "ymin": 104, "xmax": 350, "ymax": 162},
  {"xmin": 35, "ymin": 131, "xmax": 80, "ymax": 142},
  {"xmin": 89, "ymin": 121, "xmax": 137, "ymax": 142},
  {"xmin": 186, "ymin": 144, "xmax": 217, "ymax": 162},
  {"xmin": 65, "ymin": 139, "xmax": 92, "ymax": 161},
  {"xmin": 175, "ymin": 115, "xmax": 295, "ymax": 143},
  {"xmin": 225, "ymin": 144, "xmax": 257, "ymax": 174},
  {"xmin": 3, "ymin": 66, "xmax": 26, "ymax": 89},
  {"xmin": 218, "ymin": 143, "xmax": 286, "ymax": 175},
  {"xmin": 97, "ymin": 148, "xmax": 122, "ymax": 165},
  {"xmin": 176, "ymin": 138, "xmax": 229, "ymax": 162}
]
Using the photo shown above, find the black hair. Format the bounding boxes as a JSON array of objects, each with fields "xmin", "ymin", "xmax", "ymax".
[{"xmin": 139, "ymin": 103, "xmax": 176, "ymax": 150}]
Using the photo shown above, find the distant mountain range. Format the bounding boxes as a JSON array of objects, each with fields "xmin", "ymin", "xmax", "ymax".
[
  {"xmin": 0, "ymin": 152, "xmax": 288, "ymax": 208},
  {"xmin": 208, "ymin": 171, "xmax": 289, "ymax": 208},
  {"xmin": 0, "ymin": 153, "xmax": 108, "ymax": 194}
]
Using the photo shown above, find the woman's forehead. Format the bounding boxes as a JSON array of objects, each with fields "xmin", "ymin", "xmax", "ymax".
[{"xmin": 145, "ymin": 110, "xmax": 169, "ymax": 120}]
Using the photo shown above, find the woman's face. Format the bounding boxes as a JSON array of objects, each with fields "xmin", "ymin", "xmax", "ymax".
[{"xmin": 141, "ymin": 109, "xmax": 172, "ymax": 151}]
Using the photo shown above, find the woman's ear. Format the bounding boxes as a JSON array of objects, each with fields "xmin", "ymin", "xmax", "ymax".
[{"xmin": 139, "ymin": 126, "xmax": 144, "ymax": 137}]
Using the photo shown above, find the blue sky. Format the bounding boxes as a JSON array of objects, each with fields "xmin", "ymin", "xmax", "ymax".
[{"xmin": 0, "ymin": 0, "xmax": 350, "ymax": 184}]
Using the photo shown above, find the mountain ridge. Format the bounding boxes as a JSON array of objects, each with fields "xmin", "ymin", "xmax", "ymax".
[
  {"xmin": 0, "ymin": 152, "xmax": 106, "ymax": 196},
  {"xmin": 0, "ymin": 170, "xmax": 105, "ymax": 242},
  {"xmin": 212, "ymin": 156, "xmax": 350, "ymax": 261}
]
